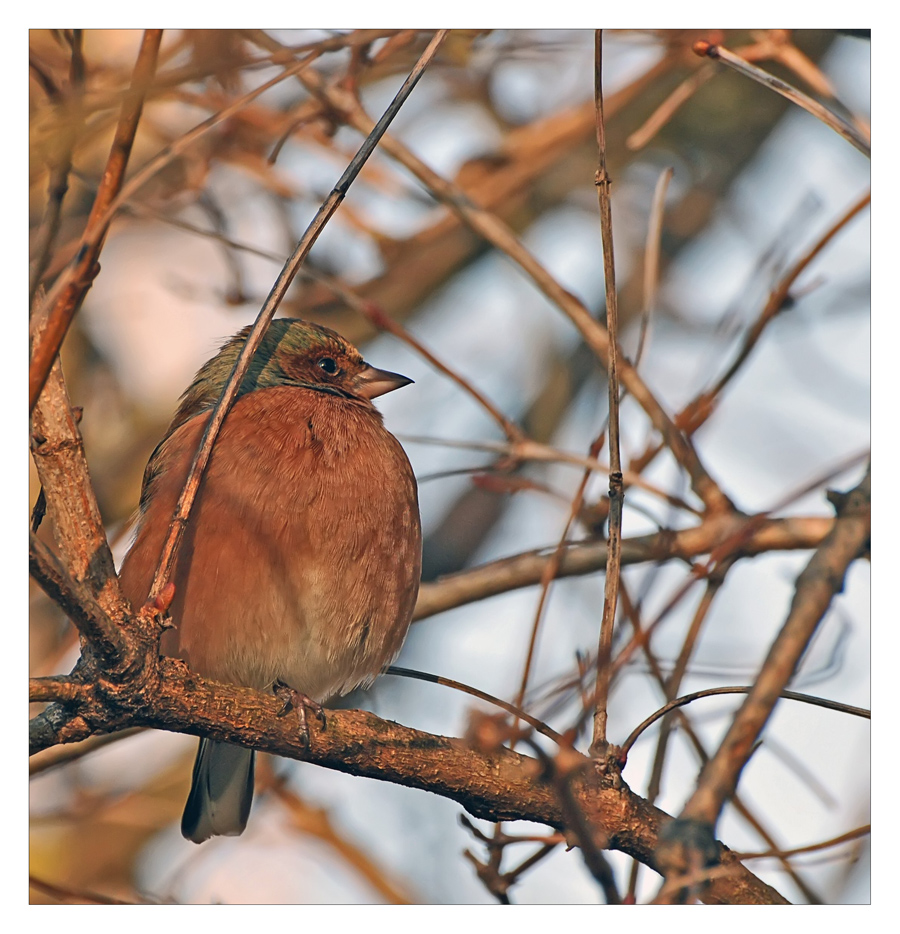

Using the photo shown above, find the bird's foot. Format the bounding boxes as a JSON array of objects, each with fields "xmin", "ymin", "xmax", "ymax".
[{"xmin": 273, "ymin": 679, "xmax": 326, "ymax": 746}]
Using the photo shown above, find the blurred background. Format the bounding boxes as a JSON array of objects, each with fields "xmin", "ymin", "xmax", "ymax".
[{"xmin": 29, "ymin": 29, "xmax": 870, "ymax": 904}]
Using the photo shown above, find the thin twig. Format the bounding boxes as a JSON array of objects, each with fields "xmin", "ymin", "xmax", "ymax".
[
  {"xmin": 401, "ymin": 434, "xmax": 700, "ymax": 515},
  {"xmin": 694, "ymin": 40, "xmax": 870, "ymax": 157},
  {"xmin": 733, "ymin": 824, "xmax": 870, "ymax": 861},
  {"xmin": 590, "ymin": 31, "xmax": 624, "ymax": 756},
  {"xmin": 386, "ymin": 666, "xmax": 563, "ymax": 746},
  {"xmin": 29, "ymin": 532, "xmax": 127, "ymax": 667},
  {"xmin": 29, "ymin": 727, "xmax": 144, "ymax": 776},
  {"xmin": 524, "ymin": 739, "xmax": 621, "ymax": 904},
  {"xmin": 636, "ymin": 166, "xmax": 673, "ymax": 368},
  {"xmin": 627, "ymin": 64, "xmax": 716, "ymax": 150},
  {"xmin": 146, "ymin": 31, "xmax": 449, "ymax": 602},
  {"xmin": 613, "ymin": 575, "xmax": 823, "ymax": 904},
  {"xmin": 29, "ymin": 875, "xmax": 136, "ymax": 906},
  {"xmin": 630, "ymin": 189, "xmax": 871, "ymax": 472},
  {"xmin": 314, "ymin": 283, "xmax": 524, "ymax": 444},
  {"xmin": 265, "ymin": 772, "xmax": 415, "ymax": 904},
  {"xmin": 620, "ymin": 685, "xmax": 869, "ymax": 759},
  {"xmin": 626, "ymin": 564, "xmax": 719, "ymax": 901},
  {"xmin": 705, "ymin": 190, "xmax": 871, "ymax": 407},
  {"xmin": 514, "ymin": 432, "xmax": 606, "ymax": 715}
]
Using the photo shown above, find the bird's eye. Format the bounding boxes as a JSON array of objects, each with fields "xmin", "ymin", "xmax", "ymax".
[{"xmin": 318, "ymin": 357, "xmax": 338, "ymax": 375}]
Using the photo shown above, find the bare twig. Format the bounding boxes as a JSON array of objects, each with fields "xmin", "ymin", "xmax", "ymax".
[
  {"xmin": 514, "ymin": 431, "xmax": 606, "ymax": 715},
  {"xmin": 620, "ymin": 685, "xmax": 869, "ymax": 759},
  {"xmin": 704, "ymin": 190, "xmax": 871, "ymax": 409},
  {"xmin": 29, "ymin": 727, "xmax": 144, "ymax": 776},
  {"xmin": 627, "ymin": 64, "xmax": 717, "ymax": 150},
  {"xmin": 29, "ymin": 874, "xmax": 137, "ymax": 906},
  {"xmin": 630, "ymin": 189, "xmax": 871, "ymax": 471},
  {"xmin": 694, "ymin": 40, "xmax": 870, "ymax": 157},
  {"xmin": 385, "ymin": 666, "xmax": 563, "ymax": 746},
  {"xmin": 318, "ymin": 286, "xmax": 524, "ymax": 444},
  {"xmin": 523, "ymin": 739, "xmax": 621, "ymax": 904},
  {"xmin": 590, "ymin": 31, "xmax": 624, "ymax": 756},
  {"xmin": 733, "ymin": 824, "xmax": 870, "ymax": 861},
  {"xmin": 636, "ymin": 166, "xmax": 673, "ymax": 368},
  {"xmin": 401, "ymin": 433, "xmax": 700, "ymax": 514},
  {"xmin": 265, "ymin": 772, "xmax": 415, "ymax": 904}
]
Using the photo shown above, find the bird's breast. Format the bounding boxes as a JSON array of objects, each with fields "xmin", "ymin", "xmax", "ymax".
[{"xmin": 119, "ymin": 386, "xmax": 422, "ymax": 701}]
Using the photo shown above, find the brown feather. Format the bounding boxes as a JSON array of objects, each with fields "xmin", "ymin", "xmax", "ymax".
[{"xmin": 119, "ymin": 384, "xmax": 421, "ymax": 701}]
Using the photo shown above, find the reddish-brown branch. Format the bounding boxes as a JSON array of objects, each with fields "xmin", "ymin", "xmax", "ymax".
[
  {"xmin": 29, "ymin": 532, "xmax": 127, "ymax": 667},
  {"xmin": 29, "ymin": 656, "xmax": 787, "ymax": 905},
  {"xmin": 30, "ymin": 363, "xmax": 134, "ymax": 667},
  {"xmin": 29, "ymin": 29, "xmax": 162, "ymax": 411}
]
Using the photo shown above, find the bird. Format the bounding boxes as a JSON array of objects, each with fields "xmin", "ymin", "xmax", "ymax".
[{"xmin": 117, "ymin": 318, "xmax": 422, "ymax": 843}]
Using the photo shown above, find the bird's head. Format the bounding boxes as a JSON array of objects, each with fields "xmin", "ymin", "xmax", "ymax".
[{"xmin": 172, "ymin": 319, "xmax": 412, "ymax": 428}]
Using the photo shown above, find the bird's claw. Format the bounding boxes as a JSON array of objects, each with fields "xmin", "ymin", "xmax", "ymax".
[{"xmin": 273, "ymin": 679, "xmax": 326, "ymax": 746}]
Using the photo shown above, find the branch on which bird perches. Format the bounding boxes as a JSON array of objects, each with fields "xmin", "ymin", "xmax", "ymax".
[{"xmin": 29, "ymin": 648, "xmax": 787, "ymax": 905}]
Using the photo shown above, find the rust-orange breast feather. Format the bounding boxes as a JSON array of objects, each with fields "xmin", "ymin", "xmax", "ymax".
[{"xmin": 118, "ymin": 385, "xmax": 422, "ymax": 702}]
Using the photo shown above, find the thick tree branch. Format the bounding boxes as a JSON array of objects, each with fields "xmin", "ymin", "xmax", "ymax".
[
  {"xmin": 30, "ymin": 362, "xmax": 136, "ymax": 669},
  {"xmin": 30, "ymin": 656, "xmax": 787, "ymax": 905}
]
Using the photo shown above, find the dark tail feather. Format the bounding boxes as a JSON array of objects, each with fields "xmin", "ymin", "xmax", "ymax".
[{"xmin": 181, "ymin": 739, "xmax": 256, "ymax": 843}]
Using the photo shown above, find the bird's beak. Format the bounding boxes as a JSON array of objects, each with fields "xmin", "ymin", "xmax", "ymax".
[{"xmin": 355, "ymin": 364, "xmax": 414, "ymax": 399}]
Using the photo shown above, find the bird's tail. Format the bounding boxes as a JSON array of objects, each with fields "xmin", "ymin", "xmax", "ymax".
[{"xmin": 181, "ymin": 739, "xmax": 256, "ymax": 843}]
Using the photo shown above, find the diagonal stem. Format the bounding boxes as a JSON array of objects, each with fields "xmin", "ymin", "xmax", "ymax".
[{"xmin": 590, "ymin": 29, "xmax": 624, "ymax": 755}]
